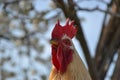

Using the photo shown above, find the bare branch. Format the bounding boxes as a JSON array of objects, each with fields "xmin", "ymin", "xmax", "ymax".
[
  {"xmin": 99, "ymin": 22, "xmax": 120, "ymax": 79},
  {"xmin": 3, "ymin": 0, "xmax": 32, "ymax": 9},
  {"xmin": 95, "ymin": 0, "xmax": 113, "ymax": 67},
  {"xmin": 76, "ymin": 0, "xmax": 109, "ymax": 5},
  {"xmin": 0, "ymin": 30, "xmax": 39, "ymax": 41},
  {"xmin": 76, "ymin": 6, "xmax": 120, "ymax": 17},
  {"xmin": 111, "ymin": 49, "xmax": 120, "ymax": 80},
  {"xmin": 0, "ymin": 35, "xmax": 10, "ymax": 40}
]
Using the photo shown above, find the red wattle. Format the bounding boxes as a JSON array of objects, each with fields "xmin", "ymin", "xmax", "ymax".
[
  {"xmin": 52, "ymin": 46, "xmax": 59, "ymax": 71},
  {"xmin": 52, "ymin": 43, "xmax": 73, "ymax": 73}
]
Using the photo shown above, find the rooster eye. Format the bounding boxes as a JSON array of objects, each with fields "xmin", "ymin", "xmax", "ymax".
[{"xmin": 62, "ymin": 39, "xmax": 71, "ymax": 46}]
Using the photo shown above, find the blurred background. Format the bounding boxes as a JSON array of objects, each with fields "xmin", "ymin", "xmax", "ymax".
[{"xmin": 0, "ymin": 0, "xmax": 120, "ymax": 80}]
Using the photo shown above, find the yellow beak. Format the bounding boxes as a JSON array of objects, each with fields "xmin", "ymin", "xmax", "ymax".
[{"xmin": 50, "ymin": 39, "xmax": 58, "ymax": 45}]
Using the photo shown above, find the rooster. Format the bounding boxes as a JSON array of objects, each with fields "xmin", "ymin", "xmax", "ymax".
[{"xmin": 49, "ymin": 19, "xmax": 92, "ymax": 80}]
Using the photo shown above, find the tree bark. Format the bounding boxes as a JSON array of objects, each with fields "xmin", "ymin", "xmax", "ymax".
[
  {"xmin": 111, "ymin": 49, "xmax": 120, "ymax": 80},
  {"xmin": 95, "ymin": 0, "xmax": 120, "ymax": 79}
]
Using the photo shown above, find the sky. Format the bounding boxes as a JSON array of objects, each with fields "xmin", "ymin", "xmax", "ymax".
[{"xmin": 1, "ymin": 0, "xmax": 115, "ymax": 80}]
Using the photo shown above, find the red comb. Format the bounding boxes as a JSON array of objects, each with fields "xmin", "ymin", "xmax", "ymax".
[{"xmin": 52, "ymin": 18, "xmax": 77, "ymax": 39}]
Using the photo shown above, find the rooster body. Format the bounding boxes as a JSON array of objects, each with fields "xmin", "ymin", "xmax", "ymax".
[{"xmin": 49, "ymin": 19, "xmax": 91, "ymax": 80}]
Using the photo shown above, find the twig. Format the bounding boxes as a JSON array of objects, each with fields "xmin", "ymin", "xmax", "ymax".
[
  {"xmin": 95, "ymin": 0, "xmax": 113, "ymax": 68},
  {"xmin": 76, "ymin": 0, "xmax": 109, "ymax": 5},
  {"xmin": 77, "ymin": 6, "xmax": 120, "ymax": 17},
  {"xmin": 0, "ymin": 35, "xmax": 10, "ymax": 40},
  {"xmin": 3, "ymin": 0, "xmax": 31, "ymax": 9}
]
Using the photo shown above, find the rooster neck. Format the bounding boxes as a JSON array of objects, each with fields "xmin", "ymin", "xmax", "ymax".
[
  {"xmin": 62, "ymin": 50, "xmax": 92, "ymax": 80},
  {"xmin": 50, "ymin": 51, "xmax": 92, "ymax": 80}
]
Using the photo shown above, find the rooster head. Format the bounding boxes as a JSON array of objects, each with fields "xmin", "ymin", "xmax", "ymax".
[{"xmin": 50, "ymin": 18, "xmax": 77, "ymax": 73}]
